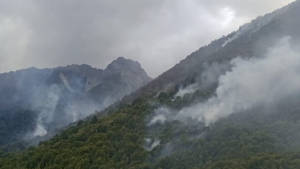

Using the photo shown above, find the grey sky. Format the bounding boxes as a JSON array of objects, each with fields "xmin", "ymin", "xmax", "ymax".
[{"xmin": 0, "ymin": 0, "xmax": 295, "ymax": 77}]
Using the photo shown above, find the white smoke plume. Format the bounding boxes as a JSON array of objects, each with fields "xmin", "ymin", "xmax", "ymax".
[
  {"xmin": 150, "ymin": 37, "xmax": 300, "ymax": 126},
  {"xmin": 29, "ymin": 83, "xmax": 99, "ymax": 137},
  {"xmin": 64, "ymin": 101, "xmax": 99, "ymax": 123},
  {"xmin": 221, "ymin": 5, "xmax": 289, "ymax": 47},
  {"xmin": 31, "ymin": 85, "xmax": 61, "ymax": 137},
  {"xmin": 172, "ymin": 61, "xmax": 230, "ymax": 100},
  {"xmin": 144, "ymin": 138, "xmax": 160, "ymax": 151},
  {"xmin": 200, "ymin": 61, "xmax": 231, "ymax": 88},
  {"xmin": 174, "ymin": 84, "xmax": 199, "ymax": 99},
  {"xmin": 148, "ymin": 107, "xmax": 171, "ymax": 126}
]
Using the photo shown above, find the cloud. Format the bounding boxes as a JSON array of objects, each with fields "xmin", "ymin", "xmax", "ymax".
[
  {"xmin": 0, "ymin": 0, "xmax": 295, "ymax": 77},
  {"xmin": 202, "ymin": 0, "xmax": 295, "ymax": 17}
]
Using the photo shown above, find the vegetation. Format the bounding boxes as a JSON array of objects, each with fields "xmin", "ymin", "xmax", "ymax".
[
  {"xmin": 0, "ymin": 107, "xmax": 37, "ymax": 151},
  {"xmin": 1, "ymin": 85, "xmax": 300, "ymax": 169}
]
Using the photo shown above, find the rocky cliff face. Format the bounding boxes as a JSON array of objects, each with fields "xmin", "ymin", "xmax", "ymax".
[{"xmin": 0, "ymin": 57, "xmax": 151, "ymax": 144}]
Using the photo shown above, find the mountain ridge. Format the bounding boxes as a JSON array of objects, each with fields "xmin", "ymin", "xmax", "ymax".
[
  {"xmin": 0, "ymin": 56, "xmax": 152, "ymax": 147},
  {"xmin": 102, "ymin": 0, "xmax": 300, "ymax": 113}
]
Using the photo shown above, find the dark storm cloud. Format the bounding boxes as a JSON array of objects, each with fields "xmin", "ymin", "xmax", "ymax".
[{"xmin": 0, "ymin": 0, "xmax": 295, "ymax": 77}]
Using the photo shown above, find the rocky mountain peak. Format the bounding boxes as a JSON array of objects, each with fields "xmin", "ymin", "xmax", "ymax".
[{"xmin": 106, "ymin": 57, "xmax": 143, "ymax": 74}]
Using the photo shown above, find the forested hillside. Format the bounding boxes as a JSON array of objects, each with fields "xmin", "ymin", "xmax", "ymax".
[
  {"xmin": 2, "ymin": 84, "xmax": 300, "ymax": 169},
  {"xmin": 2, "ymin": 1, "xmax": 300, "ymax": 169}
]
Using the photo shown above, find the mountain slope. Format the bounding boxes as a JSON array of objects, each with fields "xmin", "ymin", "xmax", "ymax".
[
  {"xmin": 112, "ymin": 0, "xmax": 300, "ymax": 109},
  {"xmin": 2, "ymin": 81, "xmax": 300, "ymax": 169}
]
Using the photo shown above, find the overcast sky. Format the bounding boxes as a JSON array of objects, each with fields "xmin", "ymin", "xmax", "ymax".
[{"xmin": 0, "ymin": 0, "xmax": 295, "ymax": 77}]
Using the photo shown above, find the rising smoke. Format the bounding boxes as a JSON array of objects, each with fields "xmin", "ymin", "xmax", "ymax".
[
  {"xmin": 150, "ymin": 37, "xmax": 300, "ymax": 126},
  {"xmin": 31, "ymin": 84, "xmax": 61, "ymax": 136},
  {"xmin": 144, "ymin": 138, "xmax": 161, "ymax": 151},
  {"xmin": 24, "ymin": 74, "xmax": 101, "ymax": 138},
  {"xmin": 172, "ymin": 61, "xmax": 230, "ymax": 100}
]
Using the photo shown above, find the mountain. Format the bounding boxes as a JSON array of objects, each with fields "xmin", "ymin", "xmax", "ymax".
[
  {"xmin": 2, "ymin": 1, "xmax": 300, "ymax": 169},
  {"xmin": 111, "ymin": 0, "xmax": 299, "ymax": 108},
  {"xmin": 88, "ymin": 57, "xmax": 152, "ymax": 106},
  {"xmin": 0, "ymin": 57, "xmax": 151, "ymax": 147}
]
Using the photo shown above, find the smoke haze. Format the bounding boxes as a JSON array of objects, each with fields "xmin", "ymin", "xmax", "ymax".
[{"xmin": 150, "ymin": 37, "xmax": 300, "ymax": 126}]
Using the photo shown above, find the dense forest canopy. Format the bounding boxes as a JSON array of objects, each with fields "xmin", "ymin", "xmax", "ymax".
[{"xmin": 2, "ymin": 82, "xmax": 300, "ymax": 169}]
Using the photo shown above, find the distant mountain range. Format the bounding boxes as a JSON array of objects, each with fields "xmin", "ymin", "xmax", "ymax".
[{"xmin": 0, "ymin": 57, "xmax": 151, "ymax": 146}]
